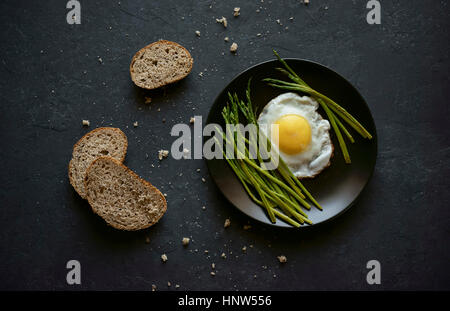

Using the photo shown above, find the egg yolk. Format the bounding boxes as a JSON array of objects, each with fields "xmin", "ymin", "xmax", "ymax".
[{"xmin": 272, "ymin": 114, "xmax": 311, "ymax": 155}]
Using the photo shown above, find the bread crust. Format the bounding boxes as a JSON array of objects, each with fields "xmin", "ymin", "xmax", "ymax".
[
  {"xmin": 68, "ymin": 127, "xmax": 128, "ymax": 198},
  {"xmin": 84, "ymin": 156, "xmax": 167, "ymax": 231},
  {"xmin": 129, "ymin": 40, "xmax": 193, "ymax": 90}
]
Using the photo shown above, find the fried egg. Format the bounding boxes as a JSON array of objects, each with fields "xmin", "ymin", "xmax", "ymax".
[{"xmin": 257, "ymin": 92, "xmax": 333, "ymax": 178}]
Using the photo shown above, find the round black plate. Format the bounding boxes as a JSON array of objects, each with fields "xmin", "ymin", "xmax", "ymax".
[{"xmin": 205, "ymin": 59, "xmax": 377, "ymax": 228}]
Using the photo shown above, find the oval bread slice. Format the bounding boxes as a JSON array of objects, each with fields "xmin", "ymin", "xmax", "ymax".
[
  {"xmin": 69, "ymin": 127, "xmax": 128, "ymax": 199},
  {"xmin": 85, "ymin": 157, "xmax": 167, "ymax": 231},
  {"xmin": 130, "ymin": 40, "xmax": 193, "ymax": 90}
]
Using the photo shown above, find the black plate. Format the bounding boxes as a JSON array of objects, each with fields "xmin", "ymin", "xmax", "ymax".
[{"xmin": 205, "ymin": 59, "xmax": 377, "ymax": 228}]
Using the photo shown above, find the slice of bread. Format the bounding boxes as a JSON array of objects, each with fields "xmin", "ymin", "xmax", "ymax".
[
  {"xmin": 130, "ymin": 40, "xmax": 193, "ymax": 90},
  {"xmin": 84, "ymin": 157, "xmax": 167, "ymax": 230},
  {"xmin": 69, "ymin": 127, "xmax": 128, "ymax": 199}
]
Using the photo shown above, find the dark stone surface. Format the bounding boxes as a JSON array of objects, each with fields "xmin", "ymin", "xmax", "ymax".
[{"xmin": 0, "ymin": 0, "xmax": 448, "ymax": 290}]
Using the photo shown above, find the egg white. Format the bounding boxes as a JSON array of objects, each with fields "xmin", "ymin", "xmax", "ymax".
[{"xmin": 257, "ymin": 92, "xmax": 333, "ymax": 178}]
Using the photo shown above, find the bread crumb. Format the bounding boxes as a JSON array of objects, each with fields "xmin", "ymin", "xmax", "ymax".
[
  {"xmin": 182, "ymin": 237, "xmax": 190, "ymax": 246},
  {"xmin": 98, "ymin": 57, "xmax": 103, "ymax": 64},
  {"xmin": 212, "ymin": 263, "xmax": 215, "ymax": 269},
  {"xmin": 195, "ymin": 30, "xmax": 201, "ymax": 37},
  {"xmin": 204, "ymin": 250, "xmax": 209, "ymax": 254},
  {"xmin": 201, "ymin": 177, "xmax": 206, "ymax": 183},
  {"xmin": 190, "ymin": 117, "xmax": 195, "ymax": 124},
  {"xmin": 151, "ymin": 284, "xmax": 157, "ymax": 291},
  {"xmin": 304, "ymin": 0, "xmax": 309, "ymax": 4},
  {"xmin": 144, "ymin": 96, "xmax": 152, "ymax": 104},
  {"xmin": 202, "ymin": 206, "xmax": 206, "ymax": 210},
  {"xmin": 289, "ymin": 17, "xmax": 294, "ymax": 21},
  {"xmin": 277, "ymin": 255, "xmax": 287, "ymax": 263},
  {"xmin": 158, "ymin": 150, "xmax": 169, "ymax": 160},
  {"xmin": 242, "ymin": 246, "xmax": 247, "ymax": 252},
  {"xmin": 133, "ymin": 121, "xmax": 138, "ymax": 127},
  {"xmin": 224, "ymin": 36, "xmax": 229, "ymax": 42},
  {"xmin": 175, "ymin": 284, "xmax": 180, "ymax": 288},
  {"xmin": 230, "ymin": 42, "xmax": 238, "ymax": 53},
  {"xmin": 224, "ymin": 218, "xmax": 231, "ymax": 228},
  {"xmin": 221, "ymin": 252, "xmax": 227, "ymax": 259},
  {"xmin": 233, "ymin": 7, "xmax": 240, "ymax": 17},
  {"xmin": 256, "ymin": 33, "xmax": 262, "ymax": 37},
  {"xmin": 82, "ymin": 120, "xmax": 90, "ymax": 126},
  {"xmin": 216, "ymin": 16, "xmax": 227, "ymax": 28},
  {"xmin": 196, "ymin": 168, "xmax": 201, "ymax": 172},
  {"xmin": 167, "ymin": 281, "xmax": 171, "ymax": 287},
  {"xmin": 243, "ymin": 225, "xmax": 252, "ymax": 230},
  {"xmin": 276, "ymin": 19, "xmax": 282, "ymax": 25},
  {"xmin": 210, "ymin": 271, "xmax": 216, "ymax": 276},
  {"xmin": 161, "ymin": 254, "xmax": 168, "ymax": 262}
]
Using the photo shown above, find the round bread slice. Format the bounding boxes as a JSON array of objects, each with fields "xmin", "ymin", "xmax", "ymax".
[
  {"xmin": 68, "ymin": 127, "xmax": 128, "ymax": 199},
  {"xmin": 84, "ymin": 157, "xmax": 167, "ymax": 231},
  {"xmin": 130, "ymin": 40, "xmax": 193, "ymax": 89}
]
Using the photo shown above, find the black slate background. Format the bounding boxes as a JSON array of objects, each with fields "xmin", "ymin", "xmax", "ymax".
[{"xmin": 0, "ymin": 0, "xmax": 449, "ymax": 291}]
